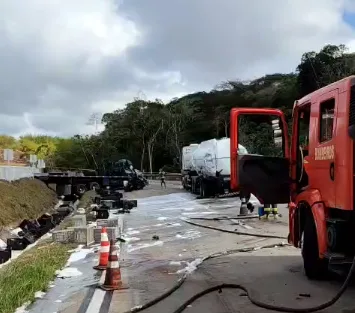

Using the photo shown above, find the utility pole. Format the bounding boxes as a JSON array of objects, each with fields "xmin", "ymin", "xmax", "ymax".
[{"xmin": 87, "ymin": 112, "xmax": 102, "ymax": 134}]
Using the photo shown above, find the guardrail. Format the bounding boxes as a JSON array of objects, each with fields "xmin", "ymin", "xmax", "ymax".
[{"xmin": 143, "ymin": 172, "xmax": 182, "ymax": 181}]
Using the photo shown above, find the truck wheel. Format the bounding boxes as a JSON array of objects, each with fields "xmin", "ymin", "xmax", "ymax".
[
  {"xmin": 76, "ymin": 184, "xmax": 87, "ymax": 195},
  {"xmin": 302, "ymin": 213, "xmax": 328, "ymax": 280},
  {"xmin": 90, "ymin": 182, "xmax": 100, "ymax": 190}
]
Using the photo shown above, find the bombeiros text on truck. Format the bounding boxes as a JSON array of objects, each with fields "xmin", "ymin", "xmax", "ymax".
[{"xmin": 230, "ymin": 75, "xmax": 355, "ymax": 280}]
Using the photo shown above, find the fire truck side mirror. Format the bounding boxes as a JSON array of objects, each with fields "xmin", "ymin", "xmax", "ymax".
[
  {"xmin": 272, "ymin": 118, "xmax": 283, "ymax": 147},
  {"xmin": 348, "ymin": 125, "xmax": 355, "ymax": 140}
]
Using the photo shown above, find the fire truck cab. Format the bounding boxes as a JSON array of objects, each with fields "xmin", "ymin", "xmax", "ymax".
[{"xmin": 230, "ymin": 75, "xmax": 355, "ymax": 279}]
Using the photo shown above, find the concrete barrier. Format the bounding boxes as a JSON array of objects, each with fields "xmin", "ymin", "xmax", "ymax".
[{"xmin": 0, "ymin": 166, "xmax": 41, "ymax": 181}]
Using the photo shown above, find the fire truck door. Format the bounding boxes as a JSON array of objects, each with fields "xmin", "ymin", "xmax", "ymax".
[{"xmin": 312, "ymin": 90, "xmax": 337, "ymax": 208}]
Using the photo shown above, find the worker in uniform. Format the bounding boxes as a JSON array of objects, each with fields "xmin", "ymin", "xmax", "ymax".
[
  {"xmin": 263, "ymin": 203, "xmax": 278, "ymax": 218},
  {"xmin": 159, "ymin": 168, "xmax": 166, "ymax": 189}
]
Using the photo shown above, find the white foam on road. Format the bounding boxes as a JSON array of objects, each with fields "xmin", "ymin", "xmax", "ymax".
[
  {"xmin": 126, "ymin": 230, "xmax": 140, "ymax": 235},
  {"xmin": 181, "ymin": 211, "xmax": 217, "ymax": 216},
  {"xmin": 176, "ymin": 258, "xmax": 203, "ymax": 274},
  {"xmin": 14, "ymin": 301, "xmax": 30, "ymax": 313},
  {"xmin": 157, "ymin": 216, "xmax": 169, "ymax": 221},
  {"xmin": 167, "ymin": 222, "xmax": 182, "ymax": 227},
  {"xmin": 124, "ymin": 237, "xmax": 141, "ymax": 243},
  {"xmin": 175, "ymin": 230, "xmax": 201, "ymax": 240},
  {"xmin": 127, "ymin": 241, "xmax": 164, "ymax": 253},
  {"xmin": 66, "ymin": 246, "xmax": 93, "ymax": 265},
  {"xmin": 56, "ymin": 267, "xmax": 82, "ymax": 278},
  {"xmin": 34, "ymin": 291, "xmax": 46, "ymax": 299}
]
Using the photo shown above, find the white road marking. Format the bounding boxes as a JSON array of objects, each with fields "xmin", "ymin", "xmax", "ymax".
[
  {"xmin": 85, "ymin": 218, "xmax": 124, "ymax": 313},
  {"xmin": 85, "ymin": 270, "xmax": 106, "ymax": 313}
]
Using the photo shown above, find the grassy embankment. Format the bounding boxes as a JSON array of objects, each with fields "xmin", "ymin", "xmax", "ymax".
[
  {"xmin": 0, "ymin": 179, "xmax": 95, "ymax": 313},
  {"xmin": 0, "ymin": 241, "xmax": 74, "ymax": 313}
]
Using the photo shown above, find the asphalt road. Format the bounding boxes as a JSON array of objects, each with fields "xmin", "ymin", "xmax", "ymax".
[{"xmin": 25, "ymin": 184, "xmax": 355, "ymax": 313}]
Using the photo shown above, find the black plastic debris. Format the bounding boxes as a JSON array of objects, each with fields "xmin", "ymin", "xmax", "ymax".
[
  {"xmin": 19, "ymin": 219, "xmax": 42, "ymax": 239},
  {"xmin": 0, "ymin": 247, "xmax": 11, "ymax": 264},
  {"xmin": 91, "ymin": 207, "xmax": 109, "ymax": 219},
  {"xmin": 7, "ymin": 238, "xmax": 28, "ymax": 250}
]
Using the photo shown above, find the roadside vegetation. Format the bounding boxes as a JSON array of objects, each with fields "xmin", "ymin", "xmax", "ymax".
[
  {"xmin": 0, "ymin": 187, "xmax": 95, "ymax": 313},
  {"xmin": 0, "ymin": 241, "xmax": 74, "ymax": 313},
  {"xmin": 0, "ymin": 178, "xmax": 57, "ymax": 227},
  {"xmin": 79, "ymin": 190, "xmax": 95, "ymax": 209}
]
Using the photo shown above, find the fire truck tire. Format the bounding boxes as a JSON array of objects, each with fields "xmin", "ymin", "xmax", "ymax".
[{"xmin": 302, "ymin": 213, "xmax": 328, "ymax": 280}]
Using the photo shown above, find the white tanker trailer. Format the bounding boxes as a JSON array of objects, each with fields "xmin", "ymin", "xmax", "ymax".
[{"xmin": 181, "ymin": 137, "xmax": 248, "ymax": 198}]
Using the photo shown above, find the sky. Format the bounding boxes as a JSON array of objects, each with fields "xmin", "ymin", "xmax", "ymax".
[{"xmin": 1, "ymin": 0, "xmax": 355, "ymax": 137}]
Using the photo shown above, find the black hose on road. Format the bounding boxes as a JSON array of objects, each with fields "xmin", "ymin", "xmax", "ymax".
[
  {"xmin": 122, "ymin": 242, "xmax": 288, "ymax": 313},
  {"xmin": 123, "ymin": 217, "xmax": 355, "ymax": 313},
  {"xmin": 189, "ymin": 214, "xmax": 259, "ymax": 221},
  {"xmin": 125, "ymin": 275, "xmax": 188, "ymax": 313},
  {"xmin": 173, "ymin": 255, "xmax": 355, "ymax": 313},
  {"xmin": 182, "ymin": 218, "xmax": 288, "ymax": 240}
]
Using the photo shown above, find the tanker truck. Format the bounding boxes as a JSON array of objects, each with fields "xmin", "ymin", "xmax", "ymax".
[{"xmin": 181, "ymin": 138, "xmax": 248, "ymax": 198}]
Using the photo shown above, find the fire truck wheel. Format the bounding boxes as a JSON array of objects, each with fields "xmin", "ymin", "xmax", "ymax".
[{"xmin": 302, "ymin": 213, "xmax": 328, "ymax": 280}]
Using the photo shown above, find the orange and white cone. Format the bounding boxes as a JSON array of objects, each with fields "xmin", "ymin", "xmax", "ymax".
[
  {"xmin": 100, "ymin": 239, "xmax": 126, "ymax": 291},
  {"xmin": 93, "ymin": 227, "xmax": 110, "ymax": 270}
]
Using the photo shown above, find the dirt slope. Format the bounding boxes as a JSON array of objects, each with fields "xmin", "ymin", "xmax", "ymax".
[{"xmin": 0, "ymin": 178, "xmax": 57, "ymax": 226}]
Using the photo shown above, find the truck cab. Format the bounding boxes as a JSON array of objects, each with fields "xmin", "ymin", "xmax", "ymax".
[{"xmin": 230, "ymin": 75, "xmax": 355, "ymax": 279}]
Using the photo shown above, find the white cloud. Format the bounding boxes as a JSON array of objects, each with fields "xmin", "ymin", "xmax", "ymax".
[{"xmin": 0, "ymin": 0, "xmax": 354, "ymax": 136}]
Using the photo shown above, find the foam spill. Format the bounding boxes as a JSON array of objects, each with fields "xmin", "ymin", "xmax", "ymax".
[
  {"xmin": 56, "ymin": 267, "xmax": 82, "ymax": 278},
  {"xmin": 34, "ymin": 291, "xmax": 46, "ymax": 298},
  {"xmin": 182, "ymin": 211, "xmax": 217, "ymax": 216},
  {"xmin": 176, "ymin": 258, "xmax": 203, "ymax": 274},
  {"xmin": 14, "ymin": 301, "xmax": 30, "ymax": 313},
  {"xmin": 176, "ymin": 230, "xmax": 201, "ymax": 240},
  {"xmin": 124, "ymin": 237, "xmax": 141, "ymax": 243},
  {"xmin": 126, "ymin": 230, "xmax": 140, "ymax": 235},
  {"xmin": 66, "ymin": 246, "xmax": 93, "ymax": 265},
  {"xmin": 127, "ymin": 241, "xmax": 164, "ymax": 253}
]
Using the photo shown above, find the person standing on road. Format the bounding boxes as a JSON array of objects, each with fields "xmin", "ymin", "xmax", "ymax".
[{"xmin": 159, "ymin": 168, "xmax": 166, "ymax": 188}]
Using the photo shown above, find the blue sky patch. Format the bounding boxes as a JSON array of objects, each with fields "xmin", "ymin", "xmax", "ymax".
[{"xmin": 344, "ymin": 11, "xmax": 355, "ymax": 27}]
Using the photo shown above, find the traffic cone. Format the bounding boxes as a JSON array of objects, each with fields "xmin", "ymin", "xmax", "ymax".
[
  {"xmin": 93, "ymin": 227, "xmax": 110, "ymax": 270},
  {"xmin": 100, "ymin": 239, "xmax": 126, "ymax": 291}
]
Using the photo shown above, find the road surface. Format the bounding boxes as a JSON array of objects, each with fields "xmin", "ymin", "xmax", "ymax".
[{"xmin": 26, "ymin": 184, "xmax": 355, "ymax": 313}]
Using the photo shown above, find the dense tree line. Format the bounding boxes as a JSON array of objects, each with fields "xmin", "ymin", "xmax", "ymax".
[{"xmin": 1, "ymin": 44, "xmax": 354, "ymax": 172}]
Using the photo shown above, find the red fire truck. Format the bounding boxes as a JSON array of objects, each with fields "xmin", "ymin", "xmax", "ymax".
[{"xmin": 230, "ymin": 75, "xmax": 355, "ymax": 279}]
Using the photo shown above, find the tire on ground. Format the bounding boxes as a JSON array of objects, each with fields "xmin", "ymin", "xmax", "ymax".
[{"xmin": 302, "ymin": 211, "xmax": 328, "ymax": 280}]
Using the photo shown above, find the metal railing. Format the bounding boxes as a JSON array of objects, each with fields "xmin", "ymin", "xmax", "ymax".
[{"xmin": 142, "ymin": 172, "xmax": 182, "ymax": 181}]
